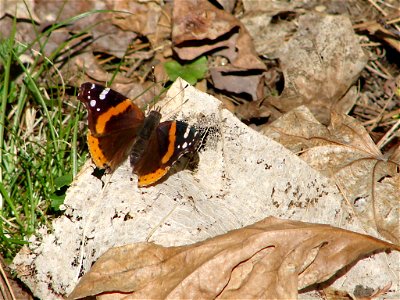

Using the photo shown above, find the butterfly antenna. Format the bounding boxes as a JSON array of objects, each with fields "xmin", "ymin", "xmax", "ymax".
[
  {"xmin": 160, "ymin": 82, "xmax": 191, "ymax": 120},
  {"xmin": 147, "ymin": 65, "xmax": 170, "ymax": 112}
]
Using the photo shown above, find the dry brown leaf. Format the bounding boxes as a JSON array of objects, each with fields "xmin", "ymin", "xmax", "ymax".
[
  {"xmin": 215, "ymin": 0, "xmax": 236, "ymax": 13},
  {"xmin": 68, "ymin": 217, "xmax": 399, "ymax": 299},
  {"xmin": 112, "ymin": 1, "xmax": 161, "ymax": 36},
  {"xmin": 268, "ymin": 12, "xmax": 368, "ymax": 124},
  {"xmin": 241, "ymin": 11, "xmax": 297, "ymax": 58},
  {"xmin": 320, "ymin": 287, "xmax": 354, "ymax": 300},
  {"xmin": 111, "ymin": 1, "xmax": 171, "ymax": 51},
  {"xmin": 172, "ymin": 0, "xmax": 236, "ymax": 57},
  {"xmin": 75, "ymin": 52, "xmax": 133, "ymax": 84},
  {"xmin": 1, "ymin": 0, "xmax": 40, "ymax": 22},
  {"xmin": 354, "ymin": 20, "xmax": 400, "ymax": 53},
  {"xmin": 234, "ymin": 98, "xmax": 272, "ymax": 121},
  {"xmin": 33, "ymin": 1, "xmax": 137, "ymax": 58},
  {"xmin": 88, "ymin": 25, "xmax": 138, "ymax": 58},
  {"xmin": 210, "ymin": 67, "xmax": 265, "ymax": 101},
  {"xmin": 0, "ymin": 256, "xmax": 33, "ymax": 300},
  {"xmin": 390, "ymin": 145, "xmax": 400, "ymax": 164},
  {"xmin": 172, "ymin": 0, "xmax": 265, "ymax": 69},
  {"xmin": 261, "ymin": 106, "xmax": 400, "ymax": 244},
  {"xmin": 172, "ymin": 0, "xmax": 266, "ymax": 100},
  {"xmin": 242, "ymin": 0, "xmax": 298, "ymax": 12}
]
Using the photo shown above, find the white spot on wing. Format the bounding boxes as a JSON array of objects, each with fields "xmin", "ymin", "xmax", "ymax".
[
  {"xmin": 90, "ymin": 100, "xmax": 96, "ymax": 107},
  {"xmin": 182, "ymin": 142, "xmax": 187, "ymax": 149},
  {"xmin": 99, "ymin": 88, "xmax": 110, "ymax": 100},
  {"xmin": 91, "ymin": 83, "xmax": 95, "ymax": 89},
  {"xmin": 183, "ymin": 126, "xmax": 191, "ymax": 139}
]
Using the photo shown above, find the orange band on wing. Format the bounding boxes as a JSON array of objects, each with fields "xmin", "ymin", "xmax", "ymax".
[
  {"xmin": 138, "ymin": 168, "xmax": 168, "ymax": 187},
  {"xmin": 88, "ymin": 132, "xmax": 108, "ymax": 168},
  {"xmin": 95, "ymin": 100, "xmax": 132, "ymax": 134},
  {"xmin": 161, "ymin": 122, "xmax": 176, "ymax": 164}
]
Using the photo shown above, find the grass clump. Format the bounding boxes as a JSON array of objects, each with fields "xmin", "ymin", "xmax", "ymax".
[{"xmin": 0, "ymin": 20, "xmax": 86, "ymax": 261}]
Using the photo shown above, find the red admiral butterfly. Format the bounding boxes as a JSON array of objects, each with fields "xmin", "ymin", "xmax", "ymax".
[{"xmin": 77, "ymin": 82, "xmax": 200, "ymax": 187}]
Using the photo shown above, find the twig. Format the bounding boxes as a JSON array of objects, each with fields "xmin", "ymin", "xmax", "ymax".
[
  {"xmin": 365, "ymin": 63, "xmax": 391, "ymax": 80},
  {"xmin": 0, "ymin": 258, "xmax": 16, "ymax": 300},
  {"xmin": 377, "ymin": 118, "xmax": 400, "ymax": 149},
  {"xmin": 367, "ymin": 0, "xmax": 387, "ymax": 16},
  {"xmin": 370, "ymin": 94, "xmax": 394, "ymax": 130},
  {"xmin": 362, "ymin": 108, "xmax": 400, "ymax": 126}
]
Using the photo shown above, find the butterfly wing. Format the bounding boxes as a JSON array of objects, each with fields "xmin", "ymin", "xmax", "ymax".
[
  {"xmin": 133, "ymin": 120, "xmax": 200, "ymax": 187},
  {"xmin": 78, "ymin": 83, "xmax": 145, "ymax": 171}
]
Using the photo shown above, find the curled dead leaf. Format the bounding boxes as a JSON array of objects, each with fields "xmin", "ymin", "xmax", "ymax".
[
  {"xmin": 172, "ymin": 0, "xmax": 266, "ymax": 100},
  {"xmin": 69, "ymin": 217, "xmax": 399, "ymax": 299},
  {"xmin": 261, "ymin": 106, "xmax": 400, "ymax": 244},
  {"xmin": 210, "ymin": 67, "xmax": 265, "ymax": 101}
]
